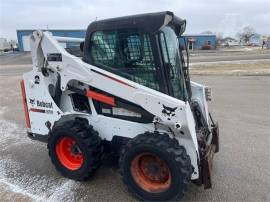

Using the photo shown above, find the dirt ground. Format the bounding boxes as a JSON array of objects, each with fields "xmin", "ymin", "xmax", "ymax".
[
  {"xmin": 190, "ymin": 60, "xmax": 270, "ymax": 75},
  {"xmin": 189, "ymin": 49, "xmax": 270, "ymax": 76},
  {"xmin": 0, "ymin": 51, "xmax": 270, "ymax": 201}
]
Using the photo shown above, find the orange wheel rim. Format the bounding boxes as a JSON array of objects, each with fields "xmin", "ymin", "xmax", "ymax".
[
  {"xmin": 56, "ymin": 136, "xmax": 84, "ymax": 170},
  {"xmin": 131, "ymin": 152, "xmax": 171, "ymax": 193}
]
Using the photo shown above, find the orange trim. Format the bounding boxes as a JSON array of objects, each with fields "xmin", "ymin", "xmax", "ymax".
[
  {"xmin": 90, "ymin": 69, "xmax": 136, "ymax": 89},
  {"xmin": 30, "ymin": 108, "xmax": 45, "ymax": 113},
  {"xmin": 86, "ymin": 90, "xmax": 116, "ymax": 107},
  {"xmin": 20, "ymin": 80, "xmax": 31, "ymax": 128},
  {"xmin": 105, "ymin": 74, "xmax": 136, "ymax": 88}
]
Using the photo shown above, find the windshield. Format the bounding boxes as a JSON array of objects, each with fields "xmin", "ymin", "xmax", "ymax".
[{"xmin": 159, "ymin": 26, "xmax": 187, "ymax": 101}]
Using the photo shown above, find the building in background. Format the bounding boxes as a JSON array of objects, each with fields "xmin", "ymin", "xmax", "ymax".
[
  {"xmin": 17, "ymin": 30, "xmax": 217, "ymax": 52},
  {"xmin": 179, "ymin": 34, "xmax": 216, "ymax": 50},
  {"xmin": 0, "ymin": 38, "xmax": 18, "ymax": 52},
  {"xmin": 0, "ymin": 38, "xmax": 12, "ymax": 51},
  {"xmin": 17, "ymin": 29, "xmax": 86, "ymax": 51},
  {"xmin": 0, "ymin": 38, "xmax": 9, "ymax": 51}
]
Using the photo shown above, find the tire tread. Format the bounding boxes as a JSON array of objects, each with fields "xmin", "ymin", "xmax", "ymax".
[
  {"xmin": 48, "ymin": 118, "xmax": 102, "ymax": 181},
  {"xmin": 119, "ymin": 132, "xmax": 193, "ymax": 201}
]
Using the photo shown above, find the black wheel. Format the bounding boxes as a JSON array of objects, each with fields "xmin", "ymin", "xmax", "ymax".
[
  {"xmin": 48, "ymin": 118, "xmax": 102, "ymax": 180},
  {"xmin": 119, "ymin": 132, "xmax": 192, "ymax": 201}
]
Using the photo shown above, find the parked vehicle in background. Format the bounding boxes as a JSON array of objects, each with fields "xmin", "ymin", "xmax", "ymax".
[
  {"xmin": 220, "ymin": 37, "xmax": 239, "ymax": 47},
  {"xmin": 0, "ymin": 38, "xmax": 18, "ymax": 52}
]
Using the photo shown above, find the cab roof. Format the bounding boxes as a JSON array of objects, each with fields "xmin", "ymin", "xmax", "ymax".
[{"xmin": 86, "ymin": 11, "xmax": 186, "ymax": 36}]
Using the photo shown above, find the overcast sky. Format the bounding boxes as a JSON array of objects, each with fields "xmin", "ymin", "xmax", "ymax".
[{"xmin": 0, "ymin": 0, "xmax": 269, "ymax": 40}]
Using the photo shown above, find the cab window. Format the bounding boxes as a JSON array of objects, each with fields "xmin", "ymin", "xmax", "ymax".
[{"xmin": 89, "ymin": 29, "xmax": 161, "ymax": 91}]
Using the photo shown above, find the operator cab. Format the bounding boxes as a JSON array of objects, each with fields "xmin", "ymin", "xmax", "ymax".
[{"xmin": 83, "ymin": 11, "xmax": 191, "ymax": 102}]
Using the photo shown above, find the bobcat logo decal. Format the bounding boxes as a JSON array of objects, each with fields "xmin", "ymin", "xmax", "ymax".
[
  {"xmin": 29, "ymin": 98, "xmax": 35, "ymax": 106},
  {"xmin": 162, "ymin": 105, "xmax": 177, "ymax": 119}
]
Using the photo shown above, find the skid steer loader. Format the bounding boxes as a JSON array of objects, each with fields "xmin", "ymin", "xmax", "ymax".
[{"xmin": 20, "ymin": 11, "xmax": 219, "ymax": 201}]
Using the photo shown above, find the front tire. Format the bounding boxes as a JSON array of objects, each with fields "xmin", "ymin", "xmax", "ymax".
[
  {"xmin": 119, "ymin": 132, "xmax": 192, "ymax": 201},
  {"xmin": 47, "ymin": 118, "xmax": 102, "ymax": 181}
]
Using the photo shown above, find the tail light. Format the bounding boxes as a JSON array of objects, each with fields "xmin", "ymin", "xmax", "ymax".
[{"xmin": 20, "ymin": 80, "xmax": 31, "ymax": 128}]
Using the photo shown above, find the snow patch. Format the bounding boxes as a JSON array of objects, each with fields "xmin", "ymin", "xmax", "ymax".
[
  {"xmin": 0, "ymin": 107, "xmax": 79, "ymax": 201},
  {"xmin": 0, "ymin": 178, "xmax": 42, "ymax": 201},
  {"xmin": 47, "ymin": 180, "xmax": 79, "ymax": 202}
]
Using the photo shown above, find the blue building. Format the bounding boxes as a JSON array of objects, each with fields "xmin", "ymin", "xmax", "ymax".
[
  {"xmin": 17, "ymin": 29, "xmax": 86, "ymax": 51},
  {"xmin": 17, "ymin": 30, "xmax": 216, "ymax": 51},
  {"xmin": 179, "ymin": 34, "xmax": 216, "ymax": 50}
]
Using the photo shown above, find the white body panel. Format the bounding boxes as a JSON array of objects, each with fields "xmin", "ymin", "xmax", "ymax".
[
  {"xmin": 22, "ymin": 31, "xmax": 213, "ymax": 180},
  {"xmin": 191, "ymin": 81, "xmax": 210, "ymax": 124},
  {"xmin": 23, "ymin": 71, "xmax": 62, "ymax": 132}
]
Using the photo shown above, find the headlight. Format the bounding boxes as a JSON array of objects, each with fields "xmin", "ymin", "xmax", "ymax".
[{"xmin": 205, "ymin": 87, "xmax": 212, "ymax": 101}]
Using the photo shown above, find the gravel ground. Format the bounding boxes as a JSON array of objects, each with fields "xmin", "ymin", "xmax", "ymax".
[{"xmin": 0, "ymin": 52, "xmax": 269, "ymax": 201}]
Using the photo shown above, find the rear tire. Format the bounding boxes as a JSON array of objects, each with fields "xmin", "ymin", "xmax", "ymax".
[
  {"xmin": 119, "ymin": 132, "xmax": 192, "ymax": 201},
  {"xmin": 48, "ymin": 118, "xmax": 102, "ymax": 181}
]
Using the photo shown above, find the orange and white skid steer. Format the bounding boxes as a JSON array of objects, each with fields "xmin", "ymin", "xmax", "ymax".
[{"xmin": 20, "ymin": 11, "xmax": 219, "ymax": 201}]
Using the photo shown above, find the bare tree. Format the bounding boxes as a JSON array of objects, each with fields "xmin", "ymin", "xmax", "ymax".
[
  {"xmin": 215, "ymin": 32, "xmax": 223, "ymax": 47},
  {"xmin": 201, "ymin": 31, "xmax": 223, "ymax": 47},
  {"xmin": 237, "ymin": 26, "xmax": 257, "ymax": 44},
  {"xmin": 216, "ymin": 32, "xmax": 223, "ymax": 40}
]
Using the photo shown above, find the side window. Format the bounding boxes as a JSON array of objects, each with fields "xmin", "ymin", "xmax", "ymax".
[
  {"xmin": 90, "ymin": 31, "xmax": 117, "ymax": 67},
  {"xmin": 160, "ymin": 26, "xmax": 186, "ymax": 100},
  {"xmin": 125, "ymin": 35, "xmax": 142, "ymax": 61},
  {"xmin": 90, "ymin": 30, "xmax": 160, "ymax": 91}
]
